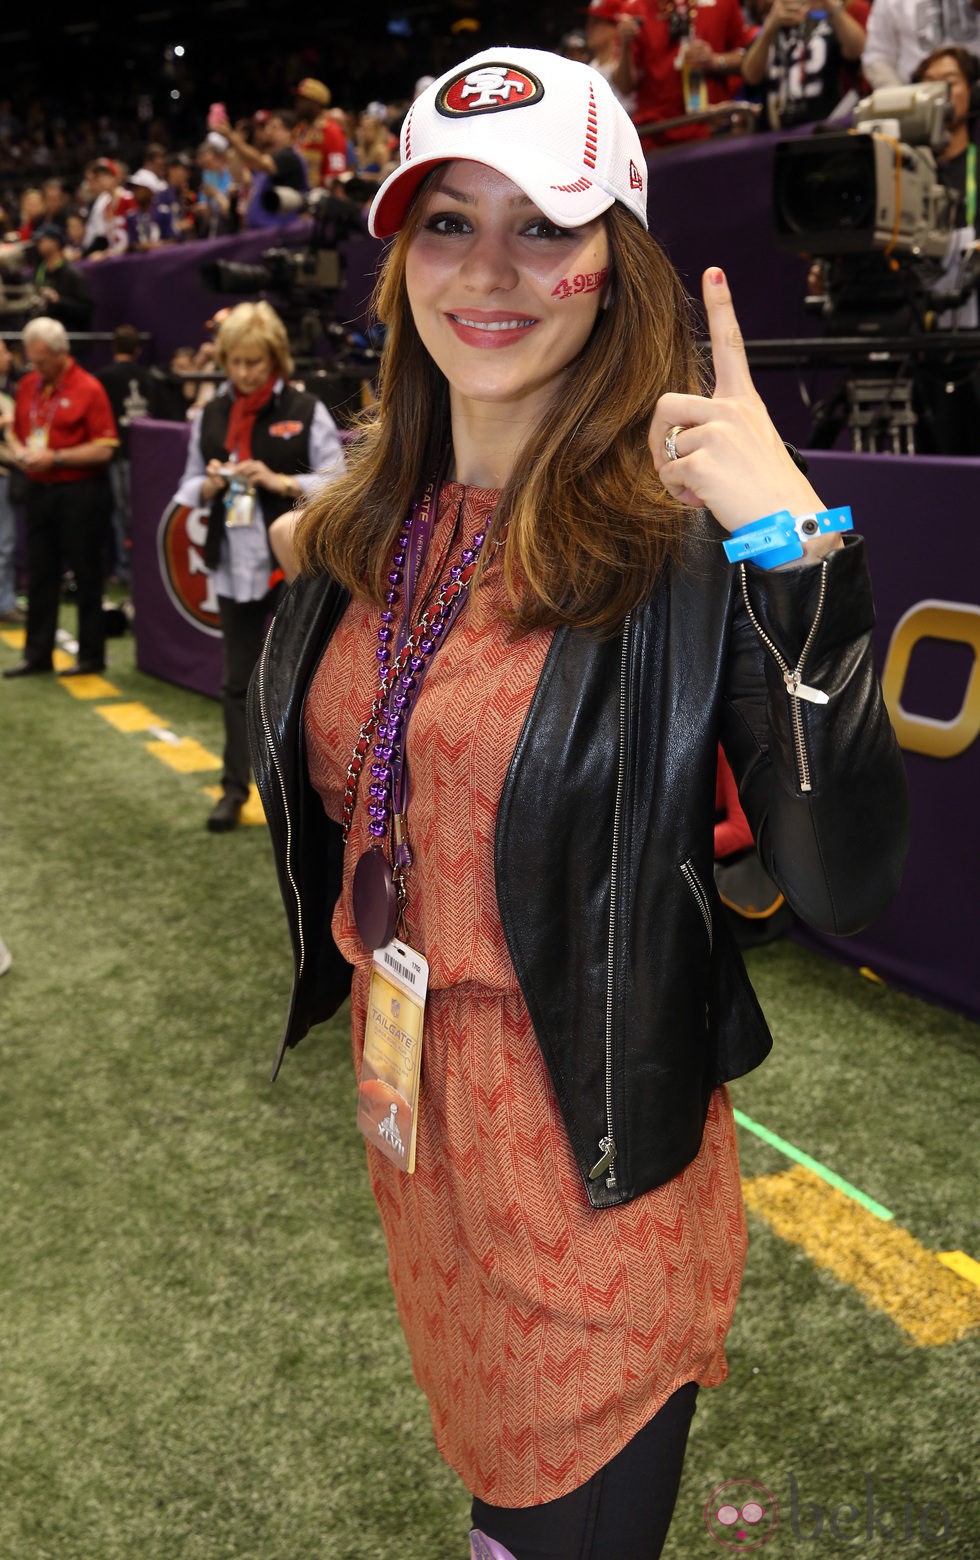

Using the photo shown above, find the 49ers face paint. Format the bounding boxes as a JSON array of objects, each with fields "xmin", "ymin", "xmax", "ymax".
[
  {"xmin": 551, "ymin": 268, "xmax": 609, "ymax": 301},
  {"xmin": 405, "ymin": 161, "xmax": 609, "ymax": 439}
]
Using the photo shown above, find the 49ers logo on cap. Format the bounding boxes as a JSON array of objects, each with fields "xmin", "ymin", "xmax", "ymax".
[
  {"xmin": 437, "ymin": 63, "xmax": 543, "ymax": 117},
  {"xmin": 157, "ymin": 500, "xmax": 222, "ymax": 635}
]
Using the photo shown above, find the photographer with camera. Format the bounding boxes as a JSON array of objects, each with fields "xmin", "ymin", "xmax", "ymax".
[
  {"xmin": 208, "ymin": 107, "xmax": 308, "ymax": 231},
  {"xmin": 171, "ymin": 301, "xmax": 343, "ymax": 831},
  {"xmin": 741, "ymin": 0, "xmax": 868, "ymax": 129}
]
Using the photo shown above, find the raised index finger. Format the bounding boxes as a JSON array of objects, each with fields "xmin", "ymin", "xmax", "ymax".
[{"xmin": 703, "ymin": 266, "xmax": 755, "ymax": 400}]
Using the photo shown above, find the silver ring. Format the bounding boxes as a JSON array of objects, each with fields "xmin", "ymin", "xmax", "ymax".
[{"xmin": 664, "ymin": 424, "xmax": 685, "ymax": 462}]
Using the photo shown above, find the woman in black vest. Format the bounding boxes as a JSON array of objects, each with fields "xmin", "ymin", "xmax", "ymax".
[{"xmin": 172, "ymin": 301, "xmax": 344, "ymax": 830}]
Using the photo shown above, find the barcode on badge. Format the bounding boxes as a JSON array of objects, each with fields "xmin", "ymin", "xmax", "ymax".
[{"xmin": 383, "ymin": 946, "xmax": 419, "ymax": 990}]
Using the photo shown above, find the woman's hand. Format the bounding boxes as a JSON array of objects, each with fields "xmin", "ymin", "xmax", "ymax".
[
  {"xmin": 234, "ymin": 458, "xmax": 279, "ymax": 491},
  {"xmin": 650, "ymin": 268, "xmax": 833, "ymax": 550},
  {"xmin": 201, "ymin": 457, "xmax": 230, "ymax": 504}
]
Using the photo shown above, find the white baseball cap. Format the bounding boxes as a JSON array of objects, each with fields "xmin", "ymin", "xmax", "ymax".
[
  {"xmin": 368, "ymin": 46, "xmax": 648, "ymax": 237},
  {"xmin": 127, "ymin": 169, "xmax": 164, "ymax": 192}
]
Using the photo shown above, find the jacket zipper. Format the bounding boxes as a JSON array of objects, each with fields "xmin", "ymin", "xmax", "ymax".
[
  {"xmin": 738, "ymin": 559, "xmax": 830, "ymax": 795},
  {"xmin": 257, "ymin": 630, "xmax": 306, "ymax": 978},
  {"xmin": 680, "ymin": 859, "xmax": 713, "ymax": 952},
  {"xmin": 588, "ymin": 611, "xmax": 633, "ymax": 1191}
]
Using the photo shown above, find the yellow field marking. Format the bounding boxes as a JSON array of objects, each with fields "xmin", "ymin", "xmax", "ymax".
[
  {"xmin": 145, "ymin": 736, "xmax": 221, "ymax": 774},
  {"xmin": 202, "ymin": 782, "xmax": 267, "ymax": 825},
  {"xmin": 95, "ymin": 702, "xmax": 166, "ymax": 733},
  {"xmin": 1, "ymin": 635, "xmax": 114, "ymax": 694},
  {"xmin": 937, "ymin": 1251, "xmax": 980, "ymax": 1288},
  {"xmin": 60, "ymin": 673, "xmax": 120, "ymax": 700},
  {"xmin": 743, "ymin": 1164, "xmax": 980, "ymax": 1348}
]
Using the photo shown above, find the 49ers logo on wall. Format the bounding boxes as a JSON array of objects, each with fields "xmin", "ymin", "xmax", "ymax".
[
  {"xmin": 437, "ymin": 64, "xmax": 543, "ymax": 117},
  {"xmin": 156, "ymin": 500, "xmax": 222, "ymax": 636}
]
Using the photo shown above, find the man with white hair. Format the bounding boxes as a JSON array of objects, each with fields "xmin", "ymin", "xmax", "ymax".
[{"xmin": 3, "ymin": 317, "xmax": 118, "ymax": 678}]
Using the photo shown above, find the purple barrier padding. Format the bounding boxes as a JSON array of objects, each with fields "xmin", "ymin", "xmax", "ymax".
[
  {"xmin": 85, "ymin": 223, "xmax": 385, "ymax": 366},
  {"xmin": 128, "ymin": 417, "xmax": 223, "ymax": 700},
  {"xmin": 646, "ymin": 132, "xmax": 811, "ymax": 335},
  {"xmin": 793, "ymin": 451, "xmax": 979, "ymax": 1020}
]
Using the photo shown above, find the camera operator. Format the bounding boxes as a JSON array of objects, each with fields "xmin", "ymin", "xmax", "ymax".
[
  {"xmin": 911, "ymin": 46, "xmax": 980, "ymax": 449},
  {"xmin": 210, "ymin": 107, "xmax": 308, "ymax": 231},
  {"xmin": 170, "ymin": 301, "xmax": 344, "ymax": 832},
  {"xmin": 741, "ymin": 0, "xmax": 868, "ymax": 129}
]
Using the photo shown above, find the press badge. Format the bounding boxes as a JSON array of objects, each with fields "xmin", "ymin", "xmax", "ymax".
[
  {"xmin": 28, "ymin": 427, "xmax": 49, "ymax": 450},
  {"xmin": 224, "ymin": 481, "xmax": 255, "ymax": 528},
  {"xmin": 357, "ymin": 940, "xmax": 428, "ymax": 1173}
]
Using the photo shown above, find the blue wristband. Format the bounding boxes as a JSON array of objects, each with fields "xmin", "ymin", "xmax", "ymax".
[
  {"xmin": 723, "ymin": 512, "xmax": 802, "ymax": 567},
  {"xmin": 723, "ymin": 505, "xmax": 853, "ymax": 569}
]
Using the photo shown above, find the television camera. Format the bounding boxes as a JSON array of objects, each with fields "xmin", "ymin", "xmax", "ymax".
[
  {"xmin": 199, "ymin": 184, "xmax": 382, "ymax": 426},
  {"xmin": 769, "ymin": 81, "xmax": 980, "ymax": 450}
]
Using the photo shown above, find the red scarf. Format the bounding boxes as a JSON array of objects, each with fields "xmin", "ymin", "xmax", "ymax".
[{"xmin": 224, "ymin": 375, "xmax": 276, "ymax": 461}]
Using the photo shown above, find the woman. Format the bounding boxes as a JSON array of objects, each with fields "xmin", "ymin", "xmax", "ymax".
[
  {"xmin": 248, "ymin": 48, "xmax": 907, "ymax": 1558},
  {"xmin": 172, "ymin": 301, "xmax": 343, "ymax": 831}
]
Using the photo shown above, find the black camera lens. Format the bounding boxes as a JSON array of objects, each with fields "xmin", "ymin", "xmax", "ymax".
[{"xmin": 773, "ymin": 138, "xmax": 875, "ymax": 242}]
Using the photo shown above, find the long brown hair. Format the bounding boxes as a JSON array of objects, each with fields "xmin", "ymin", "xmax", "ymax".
[{"xmin": 295, "ymin": 199, "xmax": 704, "ymax": 635}]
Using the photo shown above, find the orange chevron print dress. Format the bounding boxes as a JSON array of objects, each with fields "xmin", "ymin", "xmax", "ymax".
[{"xmin": 305, "ymin": 482, "xmax": 748, "ymax": 1507}]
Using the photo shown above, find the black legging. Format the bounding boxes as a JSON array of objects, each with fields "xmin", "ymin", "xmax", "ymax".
[{"xmin": 470, "ymin": 1381, "xmax": 698, "ymax": 1560}]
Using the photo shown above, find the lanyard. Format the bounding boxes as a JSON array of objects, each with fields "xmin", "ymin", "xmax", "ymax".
[
  {"xmin": 29, "ymin": 373, "xmax": 64, "ymax": 437},
  {"xmin": 966, "ymin": 143, "xmax": 976, "ymax": 231}
]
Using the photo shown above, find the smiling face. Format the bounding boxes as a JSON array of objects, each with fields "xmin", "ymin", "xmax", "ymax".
[{"xmin": 404, "ymin": 161, "xmax": 610, "ymax": 442}]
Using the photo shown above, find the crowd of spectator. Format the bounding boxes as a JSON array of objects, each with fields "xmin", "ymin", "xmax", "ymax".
[
  {"xmin": 0, "ymin": 78, "xmax": 402, "ymax": 263},
  {"xmin": 2, "ymin": 1, "xmax": 978, "ymax": 266},
  {"xmin": 1, "ymin": 0, "xmax": 978, "ymax": 547}
]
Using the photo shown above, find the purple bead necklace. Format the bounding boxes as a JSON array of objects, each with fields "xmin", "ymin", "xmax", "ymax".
[{"xmin": 344, "ymin": 473, "xmax": 504, "ymax": 949}]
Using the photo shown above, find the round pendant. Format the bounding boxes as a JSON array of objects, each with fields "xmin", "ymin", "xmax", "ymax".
[{"xmin": 352, "ymin": 845, "xmax": 399, "ymax": 950}]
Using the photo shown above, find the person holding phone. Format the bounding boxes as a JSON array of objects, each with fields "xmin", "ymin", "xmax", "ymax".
[
  {"xmin": 207, "ymin": 105, "xmax": 308, "ymax": 230},
  {"xmin": 171, "ymin": 301, "xmax": 343, "ymax": 830},
  {"xmin": 741, "ymin": 0, "xmax": 868, "ymax": 128}
]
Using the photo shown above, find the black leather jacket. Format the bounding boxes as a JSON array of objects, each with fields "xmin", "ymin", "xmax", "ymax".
[{"xmin": 247, "ymin": 520, "xmax": 908, "ymax": 1209}]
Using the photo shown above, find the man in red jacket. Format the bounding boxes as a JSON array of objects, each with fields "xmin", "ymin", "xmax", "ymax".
[{"xmin": 3, "ymin": 316, "xmax": 118, "ymax": 678}]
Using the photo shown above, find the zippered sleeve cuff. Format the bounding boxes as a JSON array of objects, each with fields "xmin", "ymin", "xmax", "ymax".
[{"xmin": 741, "ymin": 534, "xmax": 874, "ymax": 669}]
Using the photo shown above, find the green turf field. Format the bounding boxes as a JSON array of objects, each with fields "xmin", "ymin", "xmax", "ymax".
[{"xmin": 1, "ymin": 614, "xmax": 977, "ymax": 1559}]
